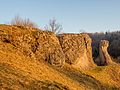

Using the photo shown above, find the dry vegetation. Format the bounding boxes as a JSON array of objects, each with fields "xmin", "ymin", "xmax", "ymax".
[
  {"xmin": 44, "ymin": 18, "xmax": 62, "ymax": 35},
  {"xmin": 10, "ymin": 16, "xmax": 38, "ymax": 28},
  {"xmin": 85, "ymin": 65, "xmax": 120, "ymax": 89}
]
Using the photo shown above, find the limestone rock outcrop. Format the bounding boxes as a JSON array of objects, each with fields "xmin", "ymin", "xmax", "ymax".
[
  {"xmin": 0, "ymin": 25, "xmax": 97, "ymax": 68},
  {"xmin": 98, "ymin": 40, "xmax": 115, "ymax": 65},
  {"xmin": 58, "ymin": 33, "xmax": 96, "ymax": 69},
  {"xmin": 0, "ymin": 25, "xmax": 65, "ymax": 66}
]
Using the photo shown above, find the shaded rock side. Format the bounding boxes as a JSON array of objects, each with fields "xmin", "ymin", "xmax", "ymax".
[
  {"xmin": 0, "ymin": 25, "xmax": 65, "ymax": 66},
  {"xmin": 58, "ymin": 33, "xmax": 96, "ymax": 69},
  {"xmin": 98, "ymin": 40, "xmax": 115, "ymax": 66}
]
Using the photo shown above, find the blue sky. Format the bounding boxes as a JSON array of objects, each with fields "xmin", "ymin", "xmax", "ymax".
[{"xmin": 0, "ymin": 0, "xmax": 120, "ymax": 33}]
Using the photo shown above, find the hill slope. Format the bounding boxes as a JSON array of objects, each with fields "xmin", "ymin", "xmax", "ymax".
[
  {"xmin": 0, "ymin": 25, "xmax": 120, "ymax": 90},
  {"xmin": 0, "ymin": 41, "xmax": 103, "ymax": 90}
]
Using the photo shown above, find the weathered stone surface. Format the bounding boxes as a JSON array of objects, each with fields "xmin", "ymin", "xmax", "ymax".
[
  {"xmin": 34, "ymin": 31, "xmax": 65, "ymax": 66},
  {"xmin": 0, "ymin": 25, "xmax": 65, "ymax": 66},
  {"xmin": 98, "ymin": 40, "xmax": 115, "ymax": 65},
  {"xmin": 58, "ymin": 33, "xmax": 96, "ymax": 69}
]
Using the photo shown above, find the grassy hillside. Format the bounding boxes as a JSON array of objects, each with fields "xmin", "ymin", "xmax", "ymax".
[
  {"xmin": 0, "ymin": 25, "xmax": 120, "ymax": 90},
  {"xmin": 85, "ymin": 65, "xmax": 120, "ymax": 89},
  {"xmin": 0, "ymin": 40, "xmax": 102, "ymax": 90},
  {"xmin": 0, "ymin": 41, "xmax": 79, "ymax": 90}
]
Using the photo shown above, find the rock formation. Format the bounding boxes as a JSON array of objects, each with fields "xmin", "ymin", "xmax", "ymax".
[
  {"xmin": 0, "ymin": 25, "xmax": 97, "ymax": 68},
  {"xmin": 0, "ymin": 25, "xmax": 65, "ymax": 67},
  {"xmin": 58, "ymin": 33, "xmax": 96, "ymax": 69},
  {"xmin": 98, "ymin": 40, "xmax": 115, "ymax": 65}
]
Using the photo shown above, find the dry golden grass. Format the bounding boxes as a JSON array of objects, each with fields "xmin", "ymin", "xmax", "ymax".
[
  {"xmin": 84, "ymin": 65, "xmax": 120, "ymax": 89},
  {"xmin": 0, "ymin": 41, "xmax": 84, "ymax": 90}
]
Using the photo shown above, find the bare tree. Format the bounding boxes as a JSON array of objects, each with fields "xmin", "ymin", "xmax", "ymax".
[
  {"xmin": 45, "ymin": 18, "xmax": 62, "ymax": 34},
  {"xmin": 11, "ymin": 15, "xmax": 38, "ymax": 28}
]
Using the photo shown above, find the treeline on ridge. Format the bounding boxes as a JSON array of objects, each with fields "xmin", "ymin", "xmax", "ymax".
[{"xmin": 89, "ymin": 31, "xmax": 120, "ymax": 62}]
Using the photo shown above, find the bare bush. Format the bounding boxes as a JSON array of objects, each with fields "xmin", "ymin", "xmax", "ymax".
[
  {"xmin": 11, "ymin": 16, "xmax": 38, "ymax": 28},
  {"xmin": 45, "ymin": 18, "xmax": 62, "ymax": 34}
]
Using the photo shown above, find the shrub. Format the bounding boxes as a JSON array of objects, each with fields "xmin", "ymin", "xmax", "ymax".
[
  {"xmin": 11, "ymin": 15, "xmax": 38, "ymax": 28},
  {"xmin": 44, "ymin": 18, "xmax": 62, "ymax": 35}
]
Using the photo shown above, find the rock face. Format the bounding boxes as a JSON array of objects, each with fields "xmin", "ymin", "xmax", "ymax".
[
  {"xmin": 58, "ymin": 33, "xmax": 96, "ymax": 69},
  {"xmin": 0, "ymin": 25, "xmax": 97, "ymax": 68},
  {"xmin": 99, "ymin": 40, "xmax": 115, "ymax": 65},
  {"xmin": 33, "ymin": 31, "xmax": 65, "ymax": 66},
  {"xmin": 0, "ymin": 25, "xmax": 65, "ymax": 66}
]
